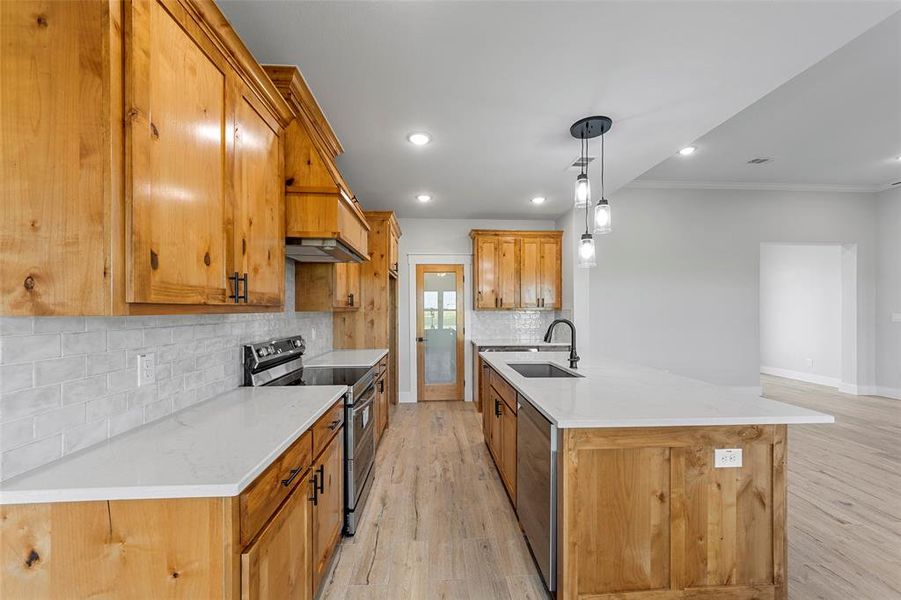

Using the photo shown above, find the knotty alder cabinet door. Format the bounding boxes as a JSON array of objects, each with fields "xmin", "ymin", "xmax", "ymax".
[
  {"xmin": 126, "ymin": 0, "xmax": 232, "ymax": 305},
  {"xmin": 242, "ymin": 470, "xmax": 314, "ymax": 600},
  {"xmin": 311, "ymin": 432, "xmax": 344, "ymax": 593},
  {"xmin": 471, "ymin": 230, "xmax": 562, "ymax": 310}
]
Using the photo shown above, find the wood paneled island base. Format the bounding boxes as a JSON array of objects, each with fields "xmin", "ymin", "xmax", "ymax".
[{"xmin": 557, "ymin": 424, "xmax": 786, "ymax": 600}]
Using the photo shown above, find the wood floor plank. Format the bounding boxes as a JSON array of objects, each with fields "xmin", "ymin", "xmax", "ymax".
[{"xmin": 318, "ymin": 379, "xmax": 899, "ymax": 599}]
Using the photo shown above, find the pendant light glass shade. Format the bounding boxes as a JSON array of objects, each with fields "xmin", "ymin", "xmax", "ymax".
[
  {"xmin": 578, "ymin": 233, "xmax": 596, "ymax": 268},
  {"xmin": 594, "ymin": 198, "xmax": 611, "ymax": 234},
  {"xmin": 574, "ymin": 173, "xmax": 590, "ymax": 208}
]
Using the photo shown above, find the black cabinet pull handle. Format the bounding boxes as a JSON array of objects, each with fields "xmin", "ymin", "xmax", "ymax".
[
  {"xmin": 228, "ymin": 272, "xmax": 249, "ymax": 304},
  {"xmin": 327, "ymin": 419, "xmax": 341, "ymax": 431},
  {"xmin": 309, "ymin": 474, "xmax": 318, "ymax": 506},
  {"xmin": 495, "ymin": 399, "xmax": 502, "ymax": 416},
  {"xmin": 316, "ymin": 464, "xmax": 325, "ymax": 493},
  {"xmin": 348, "ymin": 293, "xmax": 354, "ymax": 306},
  {"xmin": 281, "ymin": 467, "xmax": 301, "ymax": 487},
  {"xmin": 379, "ymin": 379, "xmax": 385, "ymax": 393}
]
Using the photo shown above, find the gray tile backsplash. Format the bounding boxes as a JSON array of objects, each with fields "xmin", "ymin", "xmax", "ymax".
[
  {"xmin": 0, "ymin": 260, "xmax": 332, "ymax": 481},
  {"xmin": 470, "ymin": 310, "xmax": 560, "ymax": 342}
]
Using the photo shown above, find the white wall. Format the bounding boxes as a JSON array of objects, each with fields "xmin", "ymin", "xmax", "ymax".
[
  {"xmin": 876, "ymin": 187, "xmax": 901, "ymax": 398},
  {"xmin": 759, "ymin": 244, "xmax": 843, "ymax": 385},
  {"xmin": 396, "ymin": 218, "xmax": 557, "ymax": 401},
  {"xmin": 586, "ymin": 186, "xmax": 879, "ymax": 389}
]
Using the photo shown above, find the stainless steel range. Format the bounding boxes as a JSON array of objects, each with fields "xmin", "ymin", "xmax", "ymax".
[{"xmin": 242, "ymin": 335, "xmax": 378, "ymax": 536}]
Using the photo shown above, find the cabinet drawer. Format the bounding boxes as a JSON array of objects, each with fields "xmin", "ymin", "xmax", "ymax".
[
  {"xmin": 240, "ymin": 430, "xmax": 313, "ymax": 547},
  {"xmin": 312, "ymin": 399, "xmax": 345, "ymax": 459},
  {"xmin": 490, "ymin": 369, "xmax": 517, "ymax": 413}
]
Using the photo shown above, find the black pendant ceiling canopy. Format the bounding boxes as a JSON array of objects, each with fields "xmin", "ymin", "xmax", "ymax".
[{"xmin": 570, "ymin": 116, "xmax": 613, "ymax": 140}]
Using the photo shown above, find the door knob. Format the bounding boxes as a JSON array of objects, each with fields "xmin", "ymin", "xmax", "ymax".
[{"xmin": 416, "ymin": 337, "xmax": 425, "ymax": 342}]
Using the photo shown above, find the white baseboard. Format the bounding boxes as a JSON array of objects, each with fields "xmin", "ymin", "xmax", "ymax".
[
  {"xmin": 760, "ymin": 366, "xmax": 841, "ymax": 388},
  {"xmin": 398, "ymin": 391, "xmax": 416, "ymax": 404},
  {"xmin": 875, "ymin": 386, "xmax": 901, "ymax": 400}
]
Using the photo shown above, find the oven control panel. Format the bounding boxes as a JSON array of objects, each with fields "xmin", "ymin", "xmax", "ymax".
[{"xmin": 247, "ymin": 337, "xmax": 305, "ymax": 361}]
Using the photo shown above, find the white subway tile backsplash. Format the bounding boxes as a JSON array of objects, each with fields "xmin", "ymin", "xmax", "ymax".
[
  {"xmin": 0, "ymin": 260, "xmax": 333, "ymax": 481},
  {"xmin": 107, "ymin": 329, "xmax": 144, "ymax": 350},
  {"xmin": 1, "ymin": 435, "xmax": 61, "ymax": 480},
  {"xmin": 34, "ymin": 404, "xmax": 86, "ymax": 438},
  {"xmin": 0, "ymin": 334, "xmax": 61, "ymax": 364},
  {"xmin": 0, "ymin": 417, "xmax": 34, "ymax": 452},
  {"xmin": 86, "ymin": 351, "xmax": 126, "ymax": 376},
  {"xmin": 0, "ymin": 317, "xmax": 34, "ymax": 336},
  {"xmin": 62, "ymin": 375, "xmax": 108, "ymax": 405},
  {"xmin": 0, "ymin": 364, "xmax": 33, "ymax": 393},
  {"xmin": 1, "ymin": 385, "xmax": 61, "ymax": 420},
  {"xmin": 62, "ymin": 330, "xmax": 106, "ymax": 356},
  {"xmin": 470, "ymin": 310, "xmax": 559, "ymax": 341},
  {"xmin": 33, "ymin": 317, "xmax": 86, "ymax": 334},
  {"xmin": 34, "ymin": 356, "xmax": 85, "ymax": 386}
]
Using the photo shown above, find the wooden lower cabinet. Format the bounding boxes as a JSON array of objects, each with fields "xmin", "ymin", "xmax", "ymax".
[
  {"xmin": 482, "ymin": 365, "xmax": 517, "ymax": 502},
  {"xmin": 374, "ymin": 371, "xmax": 389, "ymax": 446},
  {"xmin": 0, "ymin": 415, "xmax": 347, "ymax": 599},
  {"xmin": 242, "ymin": 470, "xmax": 314, "ymax": 600},
  {"xmin": 311, "ymin": 432, "xmax": 344, "ymax": 594}
]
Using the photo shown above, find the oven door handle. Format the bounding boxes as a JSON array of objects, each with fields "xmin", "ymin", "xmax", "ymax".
[{"xmin": 353, "ymin": 387, "xmax": 377, "ymax": 414}]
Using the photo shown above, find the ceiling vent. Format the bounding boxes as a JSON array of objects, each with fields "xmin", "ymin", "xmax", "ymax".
[
  {"xmin": 569, "ymin": 156, "xmax": 595, "ymax": 170},
  {"xmin": 747, "ymin": 157, "xmax": 772, "ymax": 164}
]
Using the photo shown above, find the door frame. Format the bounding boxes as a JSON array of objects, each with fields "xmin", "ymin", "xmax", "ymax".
[
  {"xmin": 406, "ymin": 254, "xmax": 473, "ymax": 403},
  {"xmin": 416, "ymin": 264, "xmax": 465, "ymax": 401}
]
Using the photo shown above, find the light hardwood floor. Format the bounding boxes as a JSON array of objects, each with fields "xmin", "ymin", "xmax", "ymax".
[
  {"xmin": 319, "ymin": 378, "xmax": 899, "ymax": 599},
  {"xmin": 761, "ymin": 375, "xmax": 901, "ymax": 600}
]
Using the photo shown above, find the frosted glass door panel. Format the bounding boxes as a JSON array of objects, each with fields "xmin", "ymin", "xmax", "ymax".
[{"xmin": 423, "ymin": 272, "xmax": 457, "ymax": 385}]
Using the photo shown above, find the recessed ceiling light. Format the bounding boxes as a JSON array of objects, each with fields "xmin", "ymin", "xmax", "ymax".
[
  {"xmin": 416, "ymin": 194, "xmax": 432, "ymax": 203},
  {"xmin": 679, "ymin": 146, "xmax": 696, "ymax": 156},
  {"xmin": 531, "ymin": 196, "xmax": 546, "ymax": 205},
  {"xmin": 407, "ymin": 132, "xmax": 431, "ymax": 146}
]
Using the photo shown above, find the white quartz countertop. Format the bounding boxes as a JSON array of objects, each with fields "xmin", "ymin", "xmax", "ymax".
[
  {"xmin": 479, "ymin": 352, "xmax": 834, "ymax": 429},
  {"xmin": 0, "ymin": 385, "xmax": 348, "ymax": 505},
  {"xmin": 305, "ymin": 348, "xmax": 388, "ymax": 368}
]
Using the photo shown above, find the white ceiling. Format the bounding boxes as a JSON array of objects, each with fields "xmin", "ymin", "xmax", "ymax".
[
  {"xmin": 220, "ymin": 1, "xmax": 900, "ymax": 218},
  {"xmin": 639, "ymin": 10, "xmax": 901, "ymax": 191}
]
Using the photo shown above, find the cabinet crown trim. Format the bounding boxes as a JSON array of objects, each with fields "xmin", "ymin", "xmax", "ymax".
[{"xmin": 469, "ymin": 229, "xmax": 564, "ymax": 239}]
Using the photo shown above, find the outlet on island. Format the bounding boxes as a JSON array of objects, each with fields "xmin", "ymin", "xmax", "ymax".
[{"xmin": 714, "ymin": 448, "xmax": 743, "ymax": 468}]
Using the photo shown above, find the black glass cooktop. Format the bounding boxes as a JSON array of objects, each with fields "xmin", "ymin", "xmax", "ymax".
[{"xmin": 264, "ymin": 366, "xmax": 373, "ymax": 397}]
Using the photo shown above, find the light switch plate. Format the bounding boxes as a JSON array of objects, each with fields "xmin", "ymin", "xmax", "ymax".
[
  {"xmin": 715, "ymin": 448, "xmax": 742, "ymax": 468},
  {"xmin": 138, "ymin": 353, "xmax": 156, "ymax": 386}
]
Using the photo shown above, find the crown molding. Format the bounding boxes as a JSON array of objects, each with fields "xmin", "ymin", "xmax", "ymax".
[{"xmin": 627, "ymin": 179, "xmax": 887, "ymax": 194}]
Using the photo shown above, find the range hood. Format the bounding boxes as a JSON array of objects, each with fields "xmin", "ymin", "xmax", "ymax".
[{"xmin": 285, "ymin": 238, "xmax": 367, "ymax": 263}]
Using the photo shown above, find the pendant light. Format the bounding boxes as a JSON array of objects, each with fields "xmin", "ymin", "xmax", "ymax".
[
  {"xmin": 570, "ymin": 116, "xmax": 613, "ymax": 268},
  {"xmin": 574, "ymin": 137, "xmax": 590, "ymax": 208},
  {"xmin": 594, "ymin": 131, "xmax": 612, "ymax": 235}
]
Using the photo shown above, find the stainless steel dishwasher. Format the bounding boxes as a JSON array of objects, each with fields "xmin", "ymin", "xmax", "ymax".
[{"xmin": 516, "ymin": 393, "xmax": 558, "ymax": 591}]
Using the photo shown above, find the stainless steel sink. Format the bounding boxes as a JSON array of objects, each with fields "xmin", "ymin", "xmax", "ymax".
[{"xmin": 508, "ymin": 363, "xmax": 583, "ymax": 378}]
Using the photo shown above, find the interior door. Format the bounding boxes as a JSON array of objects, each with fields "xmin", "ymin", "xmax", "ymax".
[
  {"xmin": 232, "ymin": 86, "xmax": 284, "ymax": 306},
  {"xmin": 126, "ymin": 0, "xmax": 230, "ymax": 304},
  {"xmin": 416, "ymin": 264, "xmax": 465, "ymax": 401}
]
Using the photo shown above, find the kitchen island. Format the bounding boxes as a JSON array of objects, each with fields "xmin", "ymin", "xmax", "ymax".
[{"xmin": 478, "ymin": 351, "xmax": 833, "ymax": 600}]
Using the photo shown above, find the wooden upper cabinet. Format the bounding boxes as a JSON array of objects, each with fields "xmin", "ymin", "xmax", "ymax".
[
  {"xmin": 231, "ymin": 87, "xmax": 285, "ymax": 306},
  {"xmin": 471, "ymin": 230, "xmax": 563, "ymax": 310},
  {"xmin": 1, "ymin": 0, "xmax": 292, "ymax": 315},
  {"xmin": 126, "ymin": 0, "xmax": 231, "ymax": 305},
  {"xmin": 1, "ymin": 0, "xmax": 112, "ymax": 315},
  {"xmin": 474, "ymin": 236, "xmax": 500, "ymax": 309},
  {"xmin": 388, "ymin": 231, "xmax": 399, "ymax": 275},
  {"xmin": 294, "ymin": 262, "xmax": 361, "ymax": 311},
  {"xmin": 264, "ymin": 65, "xmax": 370, "ymax": 261}
]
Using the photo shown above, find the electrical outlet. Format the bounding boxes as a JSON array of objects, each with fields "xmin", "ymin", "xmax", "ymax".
[
  {"xmin": 714, "ymin": 448, "xmax": 742, "ymax": 468},
  {"xmin": 805, "ymin": 358, "xmax": 813, "ymax": 368},
  {"xmin": 138, "ymin": 353, "xmax": 156, "ymax": 386}
]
